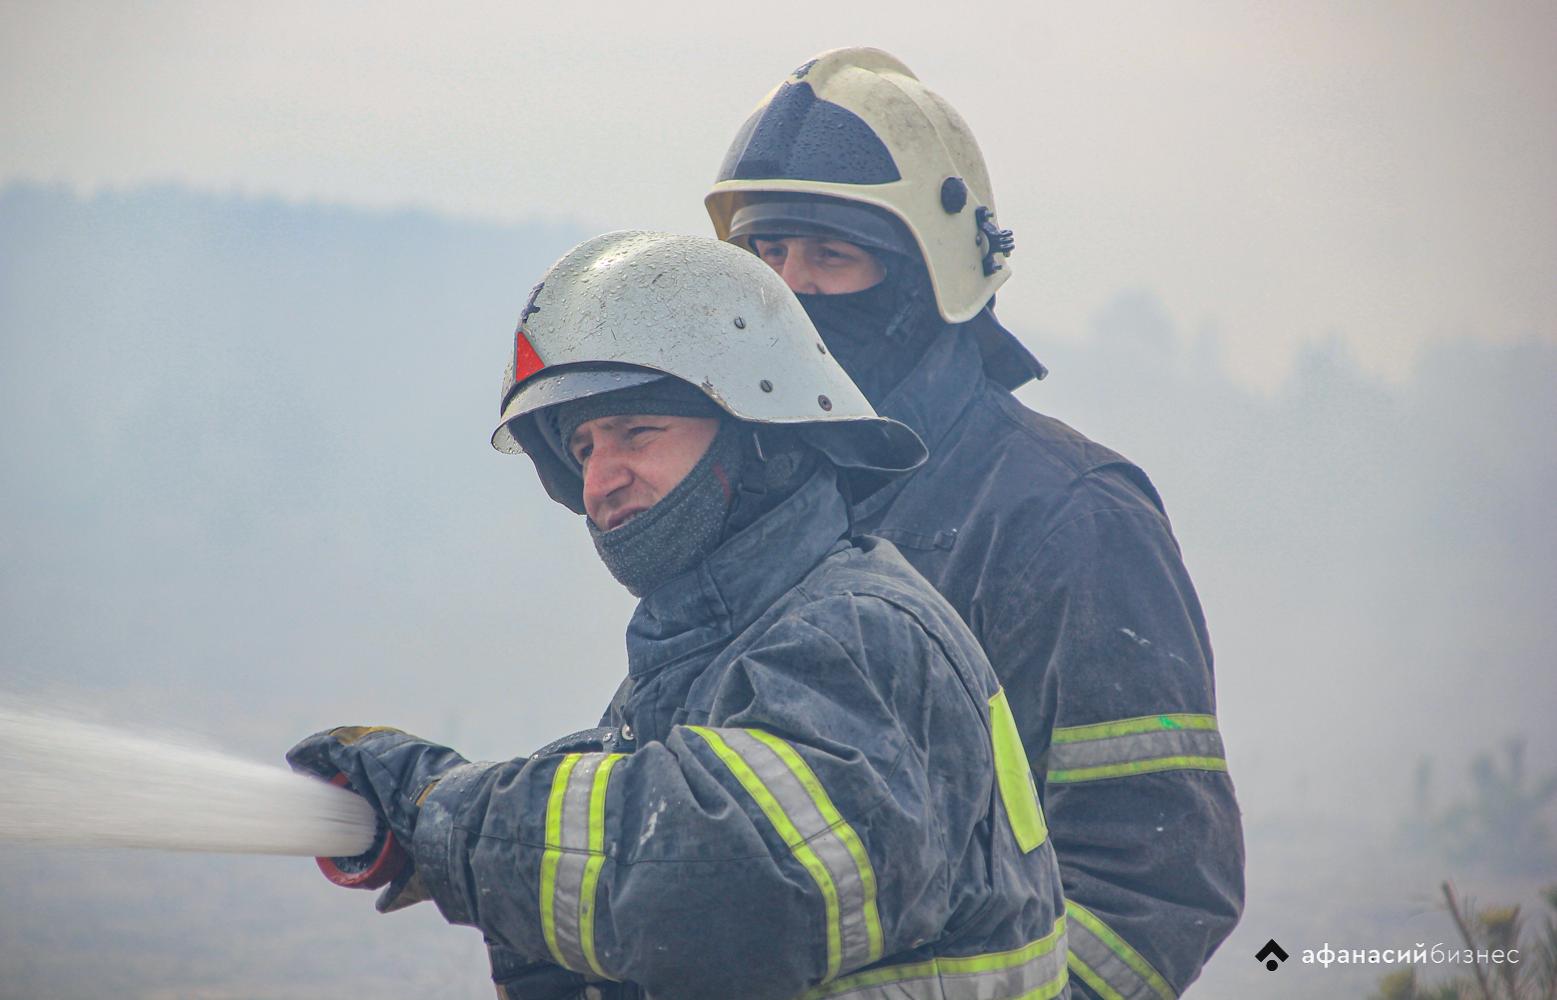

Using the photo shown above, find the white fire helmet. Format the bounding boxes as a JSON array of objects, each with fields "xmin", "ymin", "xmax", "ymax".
[
  {"xmin": 491, "ymin": 231, "xmax": 926, "ymax": 513},
  {"xmin": 706, "ymin": 46, "xmax": 1015, "ymax": 328}
]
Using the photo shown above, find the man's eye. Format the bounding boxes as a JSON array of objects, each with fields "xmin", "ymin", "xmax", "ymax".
[
  {"xmin": 573, "ymin": 444, "xmax": 592, "ymax": 463},
  {"xmin": 627, "ymin": 425, "xmax": 661, "ymax": 439}
]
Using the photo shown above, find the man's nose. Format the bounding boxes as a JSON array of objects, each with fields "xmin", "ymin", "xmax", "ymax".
[
  {"xmin": 777, "ymin": 253, "xmax": 818, "ymax": 294},
  {"xmin": 581, "ymin": 448, "xmax": 632, "ymax": 520}
]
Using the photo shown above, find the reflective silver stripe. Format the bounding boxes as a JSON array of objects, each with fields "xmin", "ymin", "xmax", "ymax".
[
  {"xmin": 1048, "ymin": 727, "xmax": 1224, "ymax": 772},
  {"xmin": 1066, "ymin": 902, "xmax": 1175, "ymax": 1000},
  {"xmin": 691, "ymin": 722, "xmax": 884, "ymax": 971},
  {"xmin": 802, "ymin": 917, "xmax": 1069, "ymax": 1000},
  {"xmin": 550, "ymin": 752, "xmax": 606, "ymax": 973},
  {"xmin": 705, "ymin": 728, "xmax": 880, "ymax": 974}
]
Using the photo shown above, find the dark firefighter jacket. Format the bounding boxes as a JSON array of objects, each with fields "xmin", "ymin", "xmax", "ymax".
[
  {"xmin": 851, "ymin": 320, "xmax": 1245, "ymax": 999},
  {"xmin": 414, "ymin": 465, "xmax": 1071, "ymax": 1000}
]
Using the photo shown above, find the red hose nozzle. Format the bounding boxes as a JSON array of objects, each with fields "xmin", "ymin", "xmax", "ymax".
[{"xmin": 315, "ymin": 772, "xmax": 408, "ymax": 889}]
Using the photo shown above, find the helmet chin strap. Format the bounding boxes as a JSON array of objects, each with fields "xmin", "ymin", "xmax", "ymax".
[{"xmin": 725, "ymin": 426, "xmax": 816, "ymax": 537}]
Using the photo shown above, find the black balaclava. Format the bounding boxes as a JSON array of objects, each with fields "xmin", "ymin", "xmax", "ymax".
[
  {"xmin": 794, "ymin": 254, "xmax": 943, "ymax": 404},
  {"xmin": 550, "ymin": 380, "xmax": 816, "ymax": 597}
]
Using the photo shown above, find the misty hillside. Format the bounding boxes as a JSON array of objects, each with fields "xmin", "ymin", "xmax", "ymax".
[{"xmin": 2, "ymin": 185, "xmax": 1554, "ymax": 998}]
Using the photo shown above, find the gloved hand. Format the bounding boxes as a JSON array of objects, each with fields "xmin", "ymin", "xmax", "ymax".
[{"xmin": 286, "ymin": 725, "xmax": 469, "ymax": 911}]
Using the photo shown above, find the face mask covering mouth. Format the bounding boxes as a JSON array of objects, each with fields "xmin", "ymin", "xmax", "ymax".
[
  {"xmin": 795, "ymin": 260, "xmax": 940, "ymax": 402},
  {"xmin": 586, "ymin": 419, "xmax": 746, "ymax": 597}
]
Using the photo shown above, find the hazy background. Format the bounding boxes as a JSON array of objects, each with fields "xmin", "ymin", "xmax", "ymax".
[{"xmin": 2, "ymin": 3, "xmax": 1554, "ymax": 997}]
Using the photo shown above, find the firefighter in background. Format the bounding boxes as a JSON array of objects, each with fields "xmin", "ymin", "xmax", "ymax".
[
  {"xmin": 291, "ymin": 232, "xmax": 1070, "ymax": 999},
  {"xmin": 704, "ymin": 47, "xmax": 1245, "ymax": 998}
]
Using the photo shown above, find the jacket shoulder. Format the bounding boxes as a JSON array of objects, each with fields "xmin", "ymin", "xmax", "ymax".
[
  {"xmin": 793, "ymin": 537, "xmax": 967, "ymax": 620},
  {"xmin": 885, "ymin": 382, "xmax": 1173, "ymax": 558},
  {"xmin": 779, "ymin": 539, "xmax": 998, "ymax": 686},
  {"xmin": 975, "ymin": 385, "xmax": 1167, "ymax": 515}
]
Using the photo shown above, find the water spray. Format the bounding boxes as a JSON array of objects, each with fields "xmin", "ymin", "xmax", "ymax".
[{"xmin": 0, "ymin": 704, "xmax": 401, "ymax": 886}]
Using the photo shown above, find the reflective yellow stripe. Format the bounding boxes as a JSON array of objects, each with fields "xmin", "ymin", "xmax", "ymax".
[
  {"xmin": 989, "ymin": 688, "xmax": 1047, "ymax": 852},
  {"xmin": 540, "ymin": 752, "xmax": 626, "ymax": 979},
  {"xmin": 688, "ymin": 725, "xmax": 886, "ymax": 979},
  {"xmin": 800, "ymin": 914, "xmax": 1068, "ymax": 1000},
  {"xmin": 1047, "ymin": 714, "xmax": 1226, "ymax": 784},
  {"xmin": 579, "ymin": 753, "xmax": 623, "ymax": 979},
  {"xmin": 539, "ymin": 753, "xmax": 579, "ymax": 966},
  {"xmin": 745, "ymin": 728, "xmax": 883, "ymax": 966},
  {"xmin": 1053, "ymin": 713, "xmax": 1218, "ymax": 743},
  {"xmin": 1068, "ymin": 953, "xmax": 1123, "ymax": 1000},
  {"xmin": 1050, "ymin": 756, "xmax": 1228, "ymax": 783},
  {"xmin": 1065, "ymin": 901, "xmax": 1175, "ymax": 1000},
  {"xmin": 689, "ymin": 726, "xmax": 843, "ymax": 977}
]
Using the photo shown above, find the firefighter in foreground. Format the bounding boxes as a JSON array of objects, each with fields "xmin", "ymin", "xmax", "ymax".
[
  {"xmin": 290, "ymin": 232, "xmax": 1070, "ymax": 999},
  {"xmin": 704, "ymin": 48, "xmax": 1245, "ymax": 998}
]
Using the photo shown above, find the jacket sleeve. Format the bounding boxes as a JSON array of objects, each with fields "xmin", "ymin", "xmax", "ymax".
[
  {"xmin": 411, "ymin": 596, "xmax": 990, "ymax": 1000},
  {"xmin": 983, "ymin": 497, "xmax": 1245, "ymax": 999}
]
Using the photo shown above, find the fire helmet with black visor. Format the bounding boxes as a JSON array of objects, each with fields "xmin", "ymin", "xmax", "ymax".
[{"xmin": 706, "ymin": 45, "xmax": 1046, "ymax": 391}]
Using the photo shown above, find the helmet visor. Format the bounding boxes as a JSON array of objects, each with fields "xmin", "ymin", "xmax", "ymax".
[
  {"xmin": 491, "ymin": 365, "xmax": 666, "ymax": 455},
  {"xmin": 728, "ymin": 195, "xmax": 915, "ymax": 259}
]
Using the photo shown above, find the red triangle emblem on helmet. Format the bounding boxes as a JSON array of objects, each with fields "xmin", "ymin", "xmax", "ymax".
[{"xmin": 513, "ymin": 328, "xmax": 544, "ymax": 382}]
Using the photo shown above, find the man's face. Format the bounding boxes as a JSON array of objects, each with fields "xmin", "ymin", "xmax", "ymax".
[
  {"xmin": 570, "ymin": 414, "xmax": 722, "ymax": 531},
  {"xmin": 751, "ymin": 236, "xmax": 885, "ymax": 295}
]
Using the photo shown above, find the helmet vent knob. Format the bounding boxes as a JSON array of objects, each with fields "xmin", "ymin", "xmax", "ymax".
[
  {"xmin": 760, "ymin": 379, "xmax": 774, "ymax": 393},
  {"xmin": 818, "ymin": 395, "xmax": 833, "ymax": 411},
  {"xmin": 940, "ymin": 177, "xmax": 968, "ymax": 214},
  {"xmin": 733, "ymin": 316, "xmax": 746, "ymax": 329}
]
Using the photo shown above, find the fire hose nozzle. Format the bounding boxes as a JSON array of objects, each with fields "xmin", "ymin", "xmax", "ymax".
[{"xmin": 315, "ymin": 773, "xmax": 408, "ymax": 889}]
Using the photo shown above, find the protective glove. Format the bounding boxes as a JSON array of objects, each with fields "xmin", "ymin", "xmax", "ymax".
[{"xmin": 286, "ymin": 725, "xmax": 469, "ymax": 912}]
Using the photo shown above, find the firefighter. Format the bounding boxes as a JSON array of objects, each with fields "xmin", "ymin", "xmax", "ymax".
[
  {"xmin": 291, "ymin": 232, "xmax": 1070, "ymax": 999},
  {"xmin": 705, "ymin": 47, "xmax": 1245, "ymax": 998}
]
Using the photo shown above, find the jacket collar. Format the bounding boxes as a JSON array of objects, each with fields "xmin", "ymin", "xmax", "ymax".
[
  {"xmin": 625, "ymin": 464, "xmax": 849, "ymax": 677},
  {"xmin": 967, "ymin": 305, "xmax": 1047, "ymax": 391},
  {"xmin": 879, "ymin": 323, "xmax": 985, "ymax": 450},
  {"xmin": 851, "ymin": 323, "xmax": 986, "ymax": 521}
]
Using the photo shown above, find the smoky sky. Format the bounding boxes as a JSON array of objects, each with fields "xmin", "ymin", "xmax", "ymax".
[{"xmin": 3, "ymin": 2, "xmax": 1554, "ymax": 391}]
